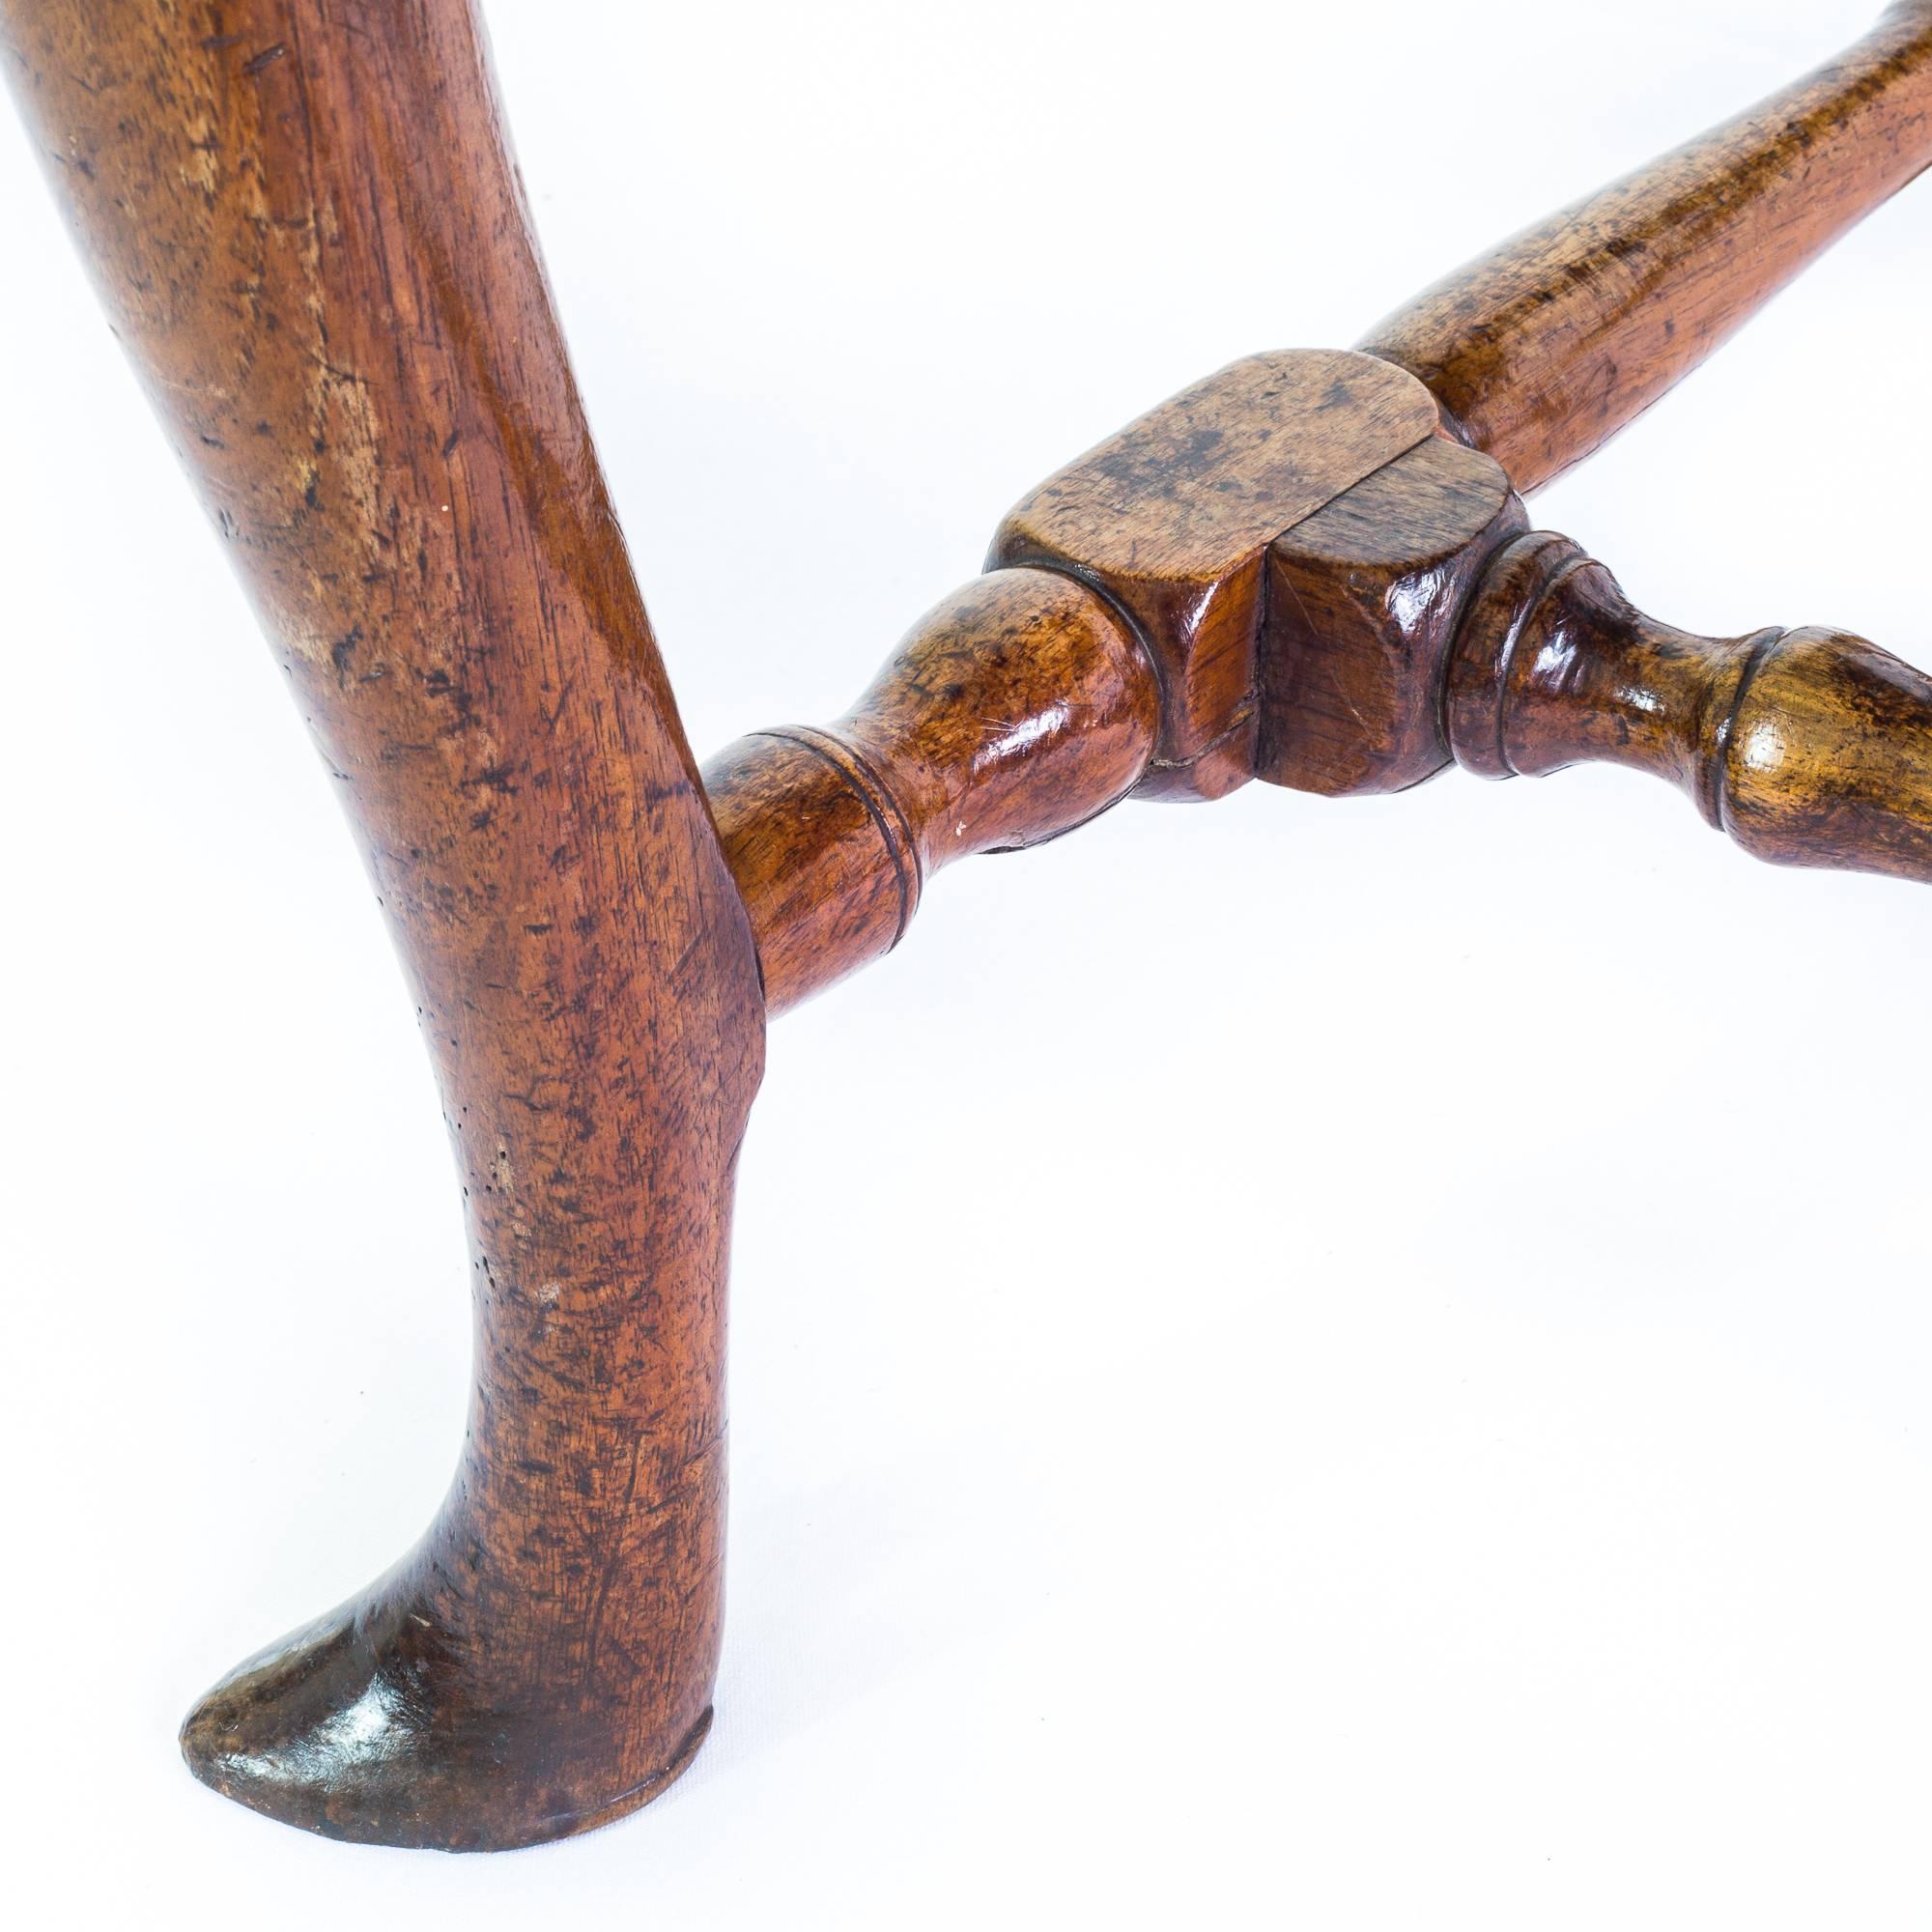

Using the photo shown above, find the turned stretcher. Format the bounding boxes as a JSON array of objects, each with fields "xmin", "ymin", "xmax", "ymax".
[{"xmin": 6, "ymin": 0, "xmax": 1929, "ymax": 1852}]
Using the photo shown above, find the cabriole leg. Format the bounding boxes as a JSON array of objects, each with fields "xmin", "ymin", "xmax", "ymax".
[{"xmin": 2, "ymin": 0, "xmax": 766, "ymax": 1850}]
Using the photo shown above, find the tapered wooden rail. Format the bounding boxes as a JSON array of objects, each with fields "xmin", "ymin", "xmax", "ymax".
[
  {"xmin": 5, "ymin": 0, "xmax": 1930, "ymax": 1853},
  {"xmin": 1361, "ymin": 0, "xmax": 1932, "ymax": 490}
]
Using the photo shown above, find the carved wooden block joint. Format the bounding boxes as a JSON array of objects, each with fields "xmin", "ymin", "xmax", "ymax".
[{"xmin": 6, "ymin": 0, "xmax": 1930, "ymax": 1853}]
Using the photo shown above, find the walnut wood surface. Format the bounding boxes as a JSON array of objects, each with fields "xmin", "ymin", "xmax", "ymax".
[
  {"xmin": 1362, "ymin": 3, "xmax": 1932, "ymax": 493},
  {"xmin": 1256, "ymin": 437, "xmax": 1525, "ymax": 796},
  {"xmin": 707, "ymin": 571, "xmax": 1156, "ymax": 1010},
  {"xmin": 1727, "ymin": 632, "xmax": 1932, "ymax": 878},
  {"xmin": 1445, "ymin": 534, "xmax": 1932, "ymax": 884},
  {"xmin": 2, "ymin": 0, "xmax": 762, "ymax": 1850},
  {"xmin": 8, "ymin": 0, "xmax": 1932, "ymax": 1862},
  {"xmin": 987, "ymin": 350, "xmax": 1439, "ymax": 799}
]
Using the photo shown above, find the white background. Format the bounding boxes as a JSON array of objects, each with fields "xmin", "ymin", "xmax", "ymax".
[{"xmin": 4, "ymin": 1, "xmax": 1930, "ymax": 1922}]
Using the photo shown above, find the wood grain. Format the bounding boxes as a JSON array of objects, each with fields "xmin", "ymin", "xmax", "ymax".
[
  {"xmin": 706, "ymin": 570, "xmax": 1156, "ymax": 1010},
  {"xmin": 1257, "ymin": 436, "xmax": 1526, "ymax": 797},
  {"xmin": 2, "ymin": 0, "xmax": 763, "ymax": 1850},
  {"xmin": 988, "ymin": 350, "xmax": 1440, "ymax": 799},
  {"xmin": 9, "ymin": 0, "xmax": 1932, "ymax": 1864},
  {"xmin": 1361, "ymin": 3, "xmax": 1932, "ymax": 493},
  {"xmin": 1445, "ymin": 533, "xmax": 1932, "ymax": 884}
]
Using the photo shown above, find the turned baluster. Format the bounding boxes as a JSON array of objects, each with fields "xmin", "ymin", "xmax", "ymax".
[
  {"xmin": 7, "ymin": 0, "xmax": 1932, "ymax": 1860},
  {"xmin": 1444, "ymin": 535, "xmax": 1932, "ymax": 883}
]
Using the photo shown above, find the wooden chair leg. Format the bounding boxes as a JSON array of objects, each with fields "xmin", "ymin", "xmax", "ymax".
[
  {"xmin": 3, "ymin": 0, "xmax": 762, "ymax": 1850},
  {"xmin": 8, "ymin": 0, "xmax": 1932, "ymax": 1857}
]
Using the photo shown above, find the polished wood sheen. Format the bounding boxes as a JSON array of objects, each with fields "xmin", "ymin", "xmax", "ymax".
[
  {"xmin": 707, "ymin": 570, "xmax": 1157, "ymax": 1010},
  {"xmin": 7, "ymin": 0, "xmax": 1932, "ymax": 1857},
  {"xmin": 1444, "ymin": 534, "xmax": 1932, "ymax": 883},
  {"xmin": 1256, "ymin": 437, "xmax": 1526, "ymax": 796},
  {"xmin": 1362, "ymin": 2, "xmax": 1932, "ymax": 491},
  {"xmin": 2, "ymin": 0, "xmax": 762, "ymax": 1851},
  {"xmin": 988, "ymin": 350, "xmax": 1440, "ymax": 799}
]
